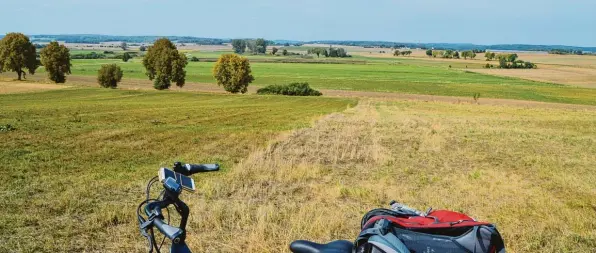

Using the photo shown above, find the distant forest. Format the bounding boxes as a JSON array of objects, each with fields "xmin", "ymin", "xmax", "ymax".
[{"xmin": 2, "ymin": 34, "xmax": 594, "ymax": 53}]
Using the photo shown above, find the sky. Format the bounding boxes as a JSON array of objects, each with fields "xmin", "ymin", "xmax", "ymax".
[{"xmin": 0, "ymin": 0, "xmax": 594, "ymax": 46}]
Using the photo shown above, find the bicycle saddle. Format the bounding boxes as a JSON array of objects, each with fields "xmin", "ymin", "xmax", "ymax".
[{"xmin": 290, "ymin": 240, "xmax": 353, "ymax": 253}]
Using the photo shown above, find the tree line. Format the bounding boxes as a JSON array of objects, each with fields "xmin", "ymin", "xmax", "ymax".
[
  {"xmin": 394, "ymin": 50, "xmax": 412, "ymax": 56},
  {"xmin": 306, "ymin": 47, "xmax": 351, "ymax": 58},
  {"xmin": 1, "ymin": 33, "xmax": 255, "ymax": 93},
  {"xmin": 232, "ymin": 38, "xmax": 270, "ymax": 54},
  {"xmin": 484, "ymin": 53, "xmax": 536, "ymax": 69},
  {"xmin": 425, "ymin": 49, "xmax": 477, "ymax": 59}
]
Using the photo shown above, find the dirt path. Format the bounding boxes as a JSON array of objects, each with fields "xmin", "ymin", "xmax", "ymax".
[{"xmin": 2, "ymin": 74, "xmax": 595, "ymax": 110}]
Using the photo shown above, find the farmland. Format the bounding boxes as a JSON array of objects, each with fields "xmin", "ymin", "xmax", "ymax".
[
  {"xmin": 1, "ymin": 41, "xmax": 596, "ymax": 253},
  {"xmin": 11, "ymin": 53, "xmax": 596, "ymax": 106}
]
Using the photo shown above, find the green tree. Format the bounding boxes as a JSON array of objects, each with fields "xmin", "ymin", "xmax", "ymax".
[
  {"xmin": 97, "ymin": 64, "xmax": 123, "ymax": 88},
  {"xmin": 485, "ymin": 52, "xmax": 496, "ymax": 61},
  {"xmin": 507, "ymin": 53, "xmax": 518, "ymax": 63},
  {"xmin": 231, "ymin": 39, "xmax": 247, "ymax": 54},
  {"xmin": 499, "ymin": 57, "xmax": 508, "ymax": 69},
  {"xmin": 282, "ymin": 49, "xmax": 288, "ymax": 56},
  {"xmin": 122, "ymin": 52, "xmax": 131, "ymax": 62},
  {"xmin": 120, "ymin": 42, "xmax": 128, "ymax": 50},
  {"xmin": 308, "ymin": 47, "xmax": 327, "ymax": 58},
  {"xmin": 461, "ymin": 51, "xmax": 470, "ymax": 59},
  {"xmin": 453, "ymin": 51, "xmax": 460, "ymax": 59},
  {"xmin": 212, "ymin": 54, "xmax": 254, "ymax": 94},
  {"xmin": 393, "ymin": 50, "xmax": 400, "ymax": 56},
  {"xmin": 40, "ymin": 42, "xmax": 71, "ymax": 83},
  {"xmin": 426, "ymin": 49, "xmax": 433, "ymax": 57},
  {"xmin": 139, "ymin": 45, "xmax": 146, "ymax": 52},
  {"xmin": 255, "ymin": 38, "xmax": 268, "ymax": 54},
  {"xmin": 0, "ymin": 33, "xmax": 38, "ymax": 80},
  {"xmin": 271, "ymin": 47, "xmax": 279, "ymax": 55},
  {"xmin": 470, "ymin": 51, "xmax": 477, "ymax": 59},
  {"xmin": 142, "ymin": 38, "xmax": 188, "ymax": 90}
]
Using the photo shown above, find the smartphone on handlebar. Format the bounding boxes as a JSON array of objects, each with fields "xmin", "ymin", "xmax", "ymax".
[{"xmin": 159, "ymin": 168, "xmax": 196, "ymax": 192}]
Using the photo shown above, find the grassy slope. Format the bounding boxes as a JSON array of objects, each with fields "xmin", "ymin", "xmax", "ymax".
[
  {"xmin": 35, "ymin": 58, "xmax": 596, "ymax": 106},
  {"xmin": 188, "ymin": 100, "xmax": 596, "ymax": 252},
  {"xmin": 0, "ymin": 88, "xmax": 356, "ymax": 252}
]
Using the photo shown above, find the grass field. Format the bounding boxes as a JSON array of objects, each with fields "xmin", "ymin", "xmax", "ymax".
[
  {"xmin": 186, "ymin": 100, "xmax": 596, "ymax": 253},
  {"xmin": 2, "ymin": 87, "xmax": 594, "ymax": 252},
  {"xmin": 17, "ymin": 58, "xmax": 596, "ymax": 106},
  {"xmin": 0, "ymin": 88, "xmax": 355, "ymax": 252},
  {"xmin": 1, "ymin": 44, "xmax": 595, "ymax": 252}
]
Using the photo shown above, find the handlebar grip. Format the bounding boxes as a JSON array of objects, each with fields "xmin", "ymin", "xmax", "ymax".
[
  {"xmin": 153, "ymin": 218, "xmax": 183, "ymax": 241},
  {"xmin": 185, "ymin": 163, "xmax": 220, "ymax": 174}
]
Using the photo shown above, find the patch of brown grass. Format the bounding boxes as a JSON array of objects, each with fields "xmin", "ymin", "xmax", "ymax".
[
  {"xmin": 0, "ymin": 81, "xmax": 68, "ymax": 94},
  {"xmin": 135, "ymin": 100, "xmax": 596, "ymax": 253}
]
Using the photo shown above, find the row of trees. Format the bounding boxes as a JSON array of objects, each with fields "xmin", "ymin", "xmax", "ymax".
[
  {"xmin": 424, "ymin": 49, "xmax": 478, "ymax": 59},
  {"xmin": 394, "ymin": 50, "xmax": 412, "ymax": 56},
  {"xmin": 1, "ymin": 33, "xmax": 255, "ymax": 92},
  {"xmin": 306, "ymin": 47, "xmax": 350, "ymax": 58},
  {"xmin": 0, "ymin": 33, "xmax": 71, "ymax": 82},
  {"xmin": 231, "ymin": 38, "xmax": 268, "ymax": 54}
]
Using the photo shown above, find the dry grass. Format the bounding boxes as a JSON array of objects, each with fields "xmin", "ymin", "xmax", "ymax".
[
  {"xmin": 133, "ymin": 100, "xmax": 596, "ymax": 253},
  {"xmin": 0, "ymin": 81, "xmax": 68, "ymax": 94}
]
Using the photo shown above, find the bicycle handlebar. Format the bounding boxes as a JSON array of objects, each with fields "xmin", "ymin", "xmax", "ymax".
[
  {"xmin": 173, "ymin": 162, "xmax": 220, "ymax": 176},
  {"xmin": 154, "ymin": 217, "xmax": 183, "ymax": 242}
]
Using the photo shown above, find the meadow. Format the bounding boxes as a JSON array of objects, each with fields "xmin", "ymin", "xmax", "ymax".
[
  {"xmin": 1, "ymin": 87, "xmax": 594, "ymax": 252},
  {"xmin": 20, "ymin": 56, "xmax": 596, "ymax": 106},
  {"xmin": 1, "ymin": 45, "xmax": 596, "ymax": 253},
  {"xmin": 0, "ymin": 88, "xmax": 355, "ymax": 252}
]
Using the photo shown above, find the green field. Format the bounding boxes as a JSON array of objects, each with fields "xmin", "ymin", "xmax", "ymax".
[
  {"xmin": 0, "ymin": 88, "xmax": 355, "ymax": 252},
  {"xmin": 31, "ymin": 58, "xmax": 595, "ymax": 105}
]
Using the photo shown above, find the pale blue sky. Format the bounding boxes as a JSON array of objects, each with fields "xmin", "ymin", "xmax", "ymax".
[{"xmin": 1, "ymin": 0, "xmax": 594, "ymax": 46}]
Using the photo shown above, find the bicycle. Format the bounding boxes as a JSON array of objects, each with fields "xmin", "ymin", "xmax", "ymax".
[{"xmin": 137, "ymin": 161, "xmax": 219, "ymax": 253}]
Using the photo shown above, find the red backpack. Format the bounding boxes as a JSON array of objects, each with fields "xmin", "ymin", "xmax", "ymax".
[{"xmin": 355, "ymin": 204, "xmax": 506, "ymax": 253}]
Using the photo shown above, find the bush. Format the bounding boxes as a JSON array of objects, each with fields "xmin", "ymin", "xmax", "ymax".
[
  {"xmin": 97, "ymin": 64, "xmax": 123, "ymax": 88},
  {"xmin": 212, "ymin": 54, "xmax": 254, "ymax": 93},
  {"xmin": 257, "ymin": 82, "xmax": 322, "ymax": 96},
  {"xmin": 189, "ymin": 56, "xmax": 200, "ymax": 62}
]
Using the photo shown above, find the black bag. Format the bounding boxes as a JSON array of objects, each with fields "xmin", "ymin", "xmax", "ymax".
[{"xmin": 355, "ymin": 208, "xmax": 506, "ymax": 253}]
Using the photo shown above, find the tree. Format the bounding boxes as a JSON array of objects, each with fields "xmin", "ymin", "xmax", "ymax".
[
  {"xmin": 507, "ymin": 53, "xmax": 518, "ymax": 63},
  {"xmin": 426, "ymin": 49, "xmax": 433, "ymax": 57},
  {"xmin": 393, "ymin": 50, "xmax": 400, "ymax": 56},
  {"xmin": 485, "ymin": 52, "xmax": 496, "ymax": 61},
  {"xmin": 139, "ymin": 45, "xmax": 146, "ymax": 52},
  {"xmin": 499, "ymin": 57, "xmax": 508, "ymax": 69},
  {"xmin": 231, "ymin": 39, "xmax": 247, "ymax": 54},
  {"xmin": 282, "ymin": 49, "xmax": 288, "ymax": 56},
  {"xmin": 142, "ymin": 38, "xmax": 188, "ymax": 90},
  {"xmin": 122, "ymin": 52, "xmax": 131, "ymax": 62},
  {"xmin": 246, "ymin": 40, "xmax": 257, "ymax": 54},
  {"xmin": 97, "ymin": 64, "xmax": 123, "ymax": 88},
  {"xmin": 271, "ymin": 47, "xmax": 279, "ymax": 55},
  {"xmin": 255, "ymin": 38, "xmax": 268, "ymax": 54},
  {"xmin": 212, "ymin": 54, "xmax": 254, "ymax": 94},
  {"xmin": 309, "ymin": 47, "xmax": 326, "ymax": 58},
  {"xmin": 470, "ymin": 51, "xmax": 477, "ymax": 59},
  {"xmin": 0, "ymin": 33, "xmax": 38, "ymax": 80},
  {"xmin": 40, "ymin": 42, "xmax": 71, "ymax": 83},
  {"xmin": 453, "ymin": 51, "xmax": 460, "ymax": 59},
  {"xmin": 120, "ymin": 42, "xmax": 128, "ymax": 50}
]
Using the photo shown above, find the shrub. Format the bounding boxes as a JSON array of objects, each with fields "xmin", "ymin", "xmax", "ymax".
[
  {"xmin": 257, "ymin": 82, "xmax": 322, "ymax": 96},
  {"xmin": 212, "ymin": 54, "xmax": 254, "ymax": 93},
  {"xmin": 97, "ymin": 64, "xmax": 123, "ymax": 88}
]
